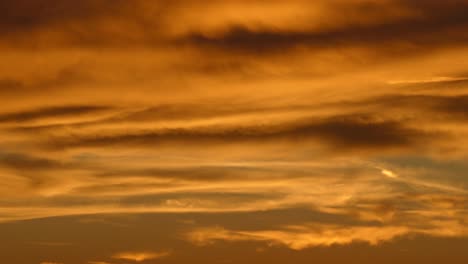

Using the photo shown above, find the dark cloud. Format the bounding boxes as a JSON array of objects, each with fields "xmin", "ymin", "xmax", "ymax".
[
  {"xmin": 1, "ymin": 0, "xmax": 468, "ymax": 52},
  {"xmin": 0, "ymin": 66, "xmax": 93, "ymax": 99},
  {"xmin": 0, "ymin": 0, "xmax": 173, "ymax": 48},
  {"xmin": 288, "ymin": 116, "xmax": 428, "ymax": 149},
  {"xmin": 0, "ymin": 152, "xmax": 97, "ymax": 190},
  {"xmin": 428, "ymin": 95, "xmax": 468, "ymax": 119},
  {"xmin": 178, "ymin": 1, "xmax": 468, "ymax": 55},
  {"xmin": 0, "ymin": 105, "xmax": 112, "ymax": 124},
  {"xmin": 0, "ymin": 79, "xmax": 24, "ymax": 92},
  {"xmin": 0, "ymin": 153, "xmax": 66, "ymax": 171},
  {"xmin": 42, "ymin": 115, "xmax": 434, "ymax": 151},
  {"xmin": 0, "ymin": 0, "xmax": 135, "ymax": 32}
]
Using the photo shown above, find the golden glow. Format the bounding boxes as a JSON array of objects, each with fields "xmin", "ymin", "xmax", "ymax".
[
  {"xmin": 112, "ymin": 251, "xmax": 171, "ymax": 262},
  {"xmin": 380, "ymin": 168, "xmax": 398, "ymax": 179}
]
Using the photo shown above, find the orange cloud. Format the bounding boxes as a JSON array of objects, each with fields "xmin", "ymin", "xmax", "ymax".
[
  {"xmin": 112, "ymin": 250, "xmax": 171, "ymax": 262},
  {"xmin": 186, "ymin": 218, "xmax": 468, "ymax": 250},
  {"xmin": 186, "ymin": 225, "xmax": 410, "ymax": 250}
]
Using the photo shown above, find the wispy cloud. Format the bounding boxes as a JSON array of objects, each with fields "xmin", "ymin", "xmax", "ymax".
[
  {"xmin": 186, "ymin": 225, "xmax": 410, "ymax": 249},
  {"xmin": 186, "ymin": 218, "xmax": 468, "ymax": 250},
  {"xmin": 387, "ymin": 76, "xmax": 468, "ymax": 85}
]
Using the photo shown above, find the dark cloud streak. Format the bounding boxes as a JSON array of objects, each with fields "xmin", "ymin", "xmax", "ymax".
[
  {"xmin": 0, "ymin": 105, "xmax": 112, "ymax": 123},
  {"xmin": 42, "ymin": 115, "xmax": 435, "ymax": 151},
  {"xmin": 178, "ymin": 1, "xmax": 468, "ymax": 55}
]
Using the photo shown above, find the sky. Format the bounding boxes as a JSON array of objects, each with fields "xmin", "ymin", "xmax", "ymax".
[{"xmin": 0, "ymin": 0, "xmax": 468, "ymax": 263}]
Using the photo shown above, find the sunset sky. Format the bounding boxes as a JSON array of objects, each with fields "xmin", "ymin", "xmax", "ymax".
[{"xmin": 1, "ymin": 1, "xmax": 468, "ymax": 263}]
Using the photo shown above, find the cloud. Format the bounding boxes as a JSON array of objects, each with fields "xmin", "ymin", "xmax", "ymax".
[
  {"xmin": 0, "ymin": 2, "xmax": 467, "ymax": 263},
  {"xmin": 387, "ymin": 76, "xmax": 468, "ymax": 85},
  {"xmin": 0, "ymin": 0, "xmax": 161, "ymax": 47},
  {"xmin": 112, "ymin": 250, "xmax": 171, "ymax": 262},
  {"xmin": 0, "ymin": 78, "xmax": 23, "ymax": 92},
  {"xmin": 380, "ymin": 169, "xmax": 398, "ymax": 179},
  {"xmin": 176, "ymin": 0, "xmax": 468, "ymax": 56},
  {"xmin": 0, "ymin": 65, "xmax": 94, "ymax": 99},
  {"xmin": 41, "ymin": 115, "xmax": 434, "ymax": 152},
  {"xmin": 0, "ymin": 153, "xmax": 66, "ymax": 171},
  {"xmin": 0, "ymin": 0, "xmax": 125, "ymax": 32},
  {"xmin": 0, "ymin": 105, "xmax": 111, "ymax": 124},
  {"xmin": 344, "ymin": 94, "xmax": 468, "ymax": 121},
  {"xmin": 186, "ymin": 225, "xmax": 410, "ymax": 250},
  {"xmin": 0, "ymin": 0, "xmax": 467, "ymax": 54},
  {"xmin": 186, "ymin": 217, "xmax": 468, "ymax": 250}
]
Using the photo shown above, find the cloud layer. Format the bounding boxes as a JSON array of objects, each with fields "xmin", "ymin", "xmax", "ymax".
[{"xmin": 0, "ymin": 1, "xmax": 467, "ymax": 263}]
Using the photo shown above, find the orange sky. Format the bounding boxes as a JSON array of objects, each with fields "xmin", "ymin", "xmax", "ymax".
[{"xmin": 0, "ymin": 1, "xmax": 468, "ymax": 263}]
